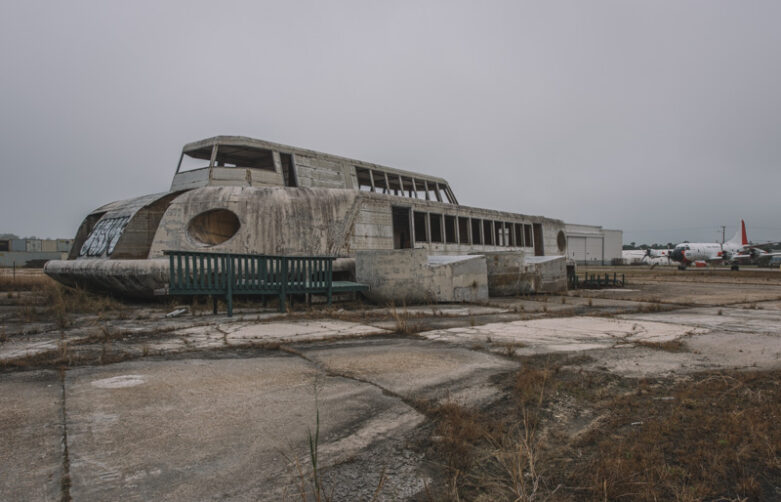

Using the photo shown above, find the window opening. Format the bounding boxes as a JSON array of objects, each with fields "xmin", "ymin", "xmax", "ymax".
[
  {"xmin": 414, "ymin": 211, "xmax": 428, "ymax": 243},
  {"xmin": 177, "ymin": 152, "xmax": 211, "ymax": 173},
  {"xmin": 371, "ymin": 170, "xmax": 388, "ymax": 193},
  {"xmin": 430, "ymin": 213, "xmax": 443, "ymax": 242},
  {"xmin": 484, "ymin": 220, "xmax": 494, "ymax": 245},
  {"xmin": 392, "ymin": 207, "xmax": 412, "ymax": 249},
  {"xmin": 433, "ymin": 183, "xmax": 443, "ymax": 202},
  {"xmin": 387, "ymin": 173, "xmax": 403, "ymax": 195},
  {"xmin": 533, "ymin": 223, "xmax": 544, "ymax": 256},
  {"xmin": 445, "ymin": 215, "xmax": 457, "ymax": 243},
  {"xmin": 472, "ymin": 219, "xmax": 483, "ymax": 245},
  {"xmin": 213, "ymin": 145, "xmax": 275, "ymax": 170},
  {"xmin": 524, "ymin": 224, "xmax": 533, "ymax": 248},
  {"xmin": 355, "ymin": 167, "xmax": 374, "ymax": 192},
  {"xmin": 280, "ymin": 153, "xmax": 297, "ymax": 187},
  {"xmin": 459, "ymin": 217, "xmax": 470, "ymax": 244},
  {"xmin": 494, "ymin": 222, "xmax": 503, "ymax": 246},
  {"xmin": 402, "ymin": 176, "xmax": 416, "ymax": 197},
  {"xmin": 515, "ymin": 223, "xmax": 523, "ymax": 247}
]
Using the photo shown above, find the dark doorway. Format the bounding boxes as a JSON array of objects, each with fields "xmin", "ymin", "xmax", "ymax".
[
  {"xmin": 392, "ymin": 206, "xmax": 412, "ymax": 249},
  {"xmin": 533, "ymin": 223, "xmax": 544, "ymax": 256},
  {"xmin": 280, "ymin": 153, "xmax": 297, "ymax": 187}
]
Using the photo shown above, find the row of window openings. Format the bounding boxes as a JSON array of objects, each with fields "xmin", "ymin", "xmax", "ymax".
[
  {"xmin": 356, "ymin": 167, "xmax": 456, "ymax": 204},
  {"xmin": 412, "ymin": 212, "xmax": 533, "ymax": 247}
]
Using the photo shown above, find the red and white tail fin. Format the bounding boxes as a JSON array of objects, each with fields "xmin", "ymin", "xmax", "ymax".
[
  {"xmin": 728, "ymin": 219, "xmax": 748, "ymax": 246},
  {"xmin": 741, "ymin": 219, "xmax": 748, "ymax": 246}
]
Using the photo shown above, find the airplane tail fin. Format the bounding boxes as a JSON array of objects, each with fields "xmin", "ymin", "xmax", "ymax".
[{"xmin": 727, "ymin": 220, "xmax": 748, "ymax": 246}]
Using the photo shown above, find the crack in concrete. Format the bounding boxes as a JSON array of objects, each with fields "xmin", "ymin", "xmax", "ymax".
[
  {"xmin": 278, "ymin": 345, "xmax": 431, "ymax": 417},
  {"xmin": 58, "ymin": 362, "xmax": 72, "ymax": 502}
]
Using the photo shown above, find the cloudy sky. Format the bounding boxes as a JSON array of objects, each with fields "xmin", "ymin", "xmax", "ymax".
[{"xmin": 2, "ymin": 1, "xmax": 780, "ymax": 245}]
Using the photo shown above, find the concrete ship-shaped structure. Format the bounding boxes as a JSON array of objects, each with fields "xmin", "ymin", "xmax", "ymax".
[{"xmin": 46, "ymin": 136, "xmax": 567, "ymax": 296}]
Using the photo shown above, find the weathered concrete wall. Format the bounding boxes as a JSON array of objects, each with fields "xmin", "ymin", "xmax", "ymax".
[
  {"xmin": 148, "ymin": 187, "xmax": 361, "ymax": 258},
  {"xmin": 478, "ymin": 251, "xmax": 568, "ymax": 295},
  {"xmin": 356, "ymin": 249, "xmax": 488, "ymax": 304},
  {"xmin": 481, "ymin": 251, "xmax": 526, "ymax": 297},
  {"xmin": 523, "ymin": 256, "xmax": 568, "ymax": 293},
  {"xmin": 350, "ymin": 197, "xmax": 394, "ymax": 251}
]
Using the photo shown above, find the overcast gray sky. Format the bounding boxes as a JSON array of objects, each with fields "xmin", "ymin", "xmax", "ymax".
[{"xmin": 2, "ymin": 0, "xmax": 780, "ymax": 245}]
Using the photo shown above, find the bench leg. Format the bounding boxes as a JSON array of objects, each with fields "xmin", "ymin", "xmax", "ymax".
[
  {"xmin": 212, "ymin": 295, "xmax": 218, "ymax": 315},
  {"xmin": 279, "ymin": 293, "xmax": 286, "ymax": 313},
  {"xmin": 227, "ymin": 293, "xmax": 233, "ymax": 317}
]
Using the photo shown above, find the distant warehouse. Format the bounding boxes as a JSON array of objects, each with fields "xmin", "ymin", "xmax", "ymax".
[
  {"xmin": 564, "ymin": 224, "xmax": 622, "ymax": 265},
  {"xmin": 0, "ymin": 238, "xmax": 73, "ymax": 267}
]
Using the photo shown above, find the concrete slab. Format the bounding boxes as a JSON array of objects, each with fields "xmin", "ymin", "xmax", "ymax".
[
  {"xmin": 1, "ymin": 319, "xmax": 391, "ymax": 367},
  {"xmin": 621, "ymin": 306, "xmax": 781, "ymax": 335},
  {"xmin": 421, "ymin": 316, "xmax": 704, "ymax": 354},
  {"xmin": 300, "ymin": 338, "xmax": 518, "ymax": 405},
  {"xmin": 64, "ymin": 355, "xmax": 425, "ymax": 501},
  {"xmin": 0, "ymin": 370, "xmax": 63, "ymax": 502}
]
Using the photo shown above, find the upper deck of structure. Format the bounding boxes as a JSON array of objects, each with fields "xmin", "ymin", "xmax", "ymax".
[{"xmin": 171, "ymin": 136, "xmax": 459, "ymax": 204}]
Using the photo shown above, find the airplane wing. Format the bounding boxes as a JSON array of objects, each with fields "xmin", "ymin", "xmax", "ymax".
[
  {"xmin": 755, "ymin": 251, "xmax": 781, "ymax": 266},
  {"xmin": 730, "ymin": 248, "xmax": 781, "ymax": 264}
]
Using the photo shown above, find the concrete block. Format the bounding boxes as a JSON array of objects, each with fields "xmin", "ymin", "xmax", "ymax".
[
  {"xmin": 356, "ymin": 249, "xmax": 488, "ymax": 304},
  {"xmin": 523, "ymin": 256, "xmax": 568, "ymax": 293}
]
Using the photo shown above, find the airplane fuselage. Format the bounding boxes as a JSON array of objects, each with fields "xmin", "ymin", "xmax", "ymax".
[{"xmin": 670, "ymin": 242, "xmax": 742, "ymax": 265}]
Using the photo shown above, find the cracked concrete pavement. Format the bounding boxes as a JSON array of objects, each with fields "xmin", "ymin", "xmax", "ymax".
[{"xmin": 2, "ymin": 270, "xmax": 781, "ymax": 500}]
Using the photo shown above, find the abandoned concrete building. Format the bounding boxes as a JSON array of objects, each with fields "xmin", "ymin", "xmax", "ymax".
[{"xmin": 46, "ymin": 136, "xmax": 577, "ymax": 301}]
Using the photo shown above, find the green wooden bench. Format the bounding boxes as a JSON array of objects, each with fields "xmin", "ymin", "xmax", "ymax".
[{"xmin": 165, "ymin": 251, "xmax": 368, "ymax": 316}]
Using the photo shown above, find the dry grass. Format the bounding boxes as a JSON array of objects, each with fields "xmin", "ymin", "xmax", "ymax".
[
  {"xmin": 2, "ymin": 274, "xmax": 126, "ymax": 327},
  {"xmin": 566, "ymin": 371, "xmax": 781, "ymax": 501},
  {"xmin": 422, "ymin": 363, "xmax": 781, "ymax": 502},
  {"xmin": 389, "ymin": 303, "xmax": 422, "ymax": 335},
  {"xmin": 423, "ymin": 366, "xmax": 555, "ymax": 501},
  {"xmin": 0, "ymin": 271, "xmax": 51, "ymax": 291}
]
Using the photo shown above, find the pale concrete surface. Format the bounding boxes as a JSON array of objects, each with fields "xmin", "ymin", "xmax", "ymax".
[
  {"xmin": 0, "ymin": 370, "xmax": 63, "ymax": 502},
  {"xmin": 65, "ymin": 355, "xmax": 426, "ymax": 501},
  {"xmin": 422, "ymin": 316, "xmax": 704, "ymax": 354},
  {"xmin": 620, "ymin": 305, "xmax": 781, "ymax": 335},
  {"xmin": 300, "ymin": 338, "xmax": 518, "ymax": 405},
  {"xmin": 420, "ymin": 308, "xmax": 781, "ymax": 376},
  {"xmin": 1, "ymin": 319, "xmax": 390, "ymax": 366}
]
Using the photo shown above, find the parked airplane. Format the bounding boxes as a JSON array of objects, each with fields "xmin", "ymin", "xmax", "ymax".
[{"xmin": 652, "ymin": 220, "xmax": 781, "ymax": 270}]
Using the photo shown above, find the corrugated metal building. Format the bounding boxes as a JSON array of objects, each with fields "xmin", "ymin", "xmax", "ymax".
[
  {"xmin": 0, "ymin": 238, "xmax": 73, "ymax": 267},
  {"xmin": 565, "ymin": 224, "xmax": 623, "ymax": 265}
]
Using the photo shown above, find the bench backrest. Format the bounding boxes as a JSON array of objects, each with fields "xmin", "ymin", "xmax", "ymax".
[{"xmin": 165, "ymin": 251, "xmax": 335, "ymax": 294}]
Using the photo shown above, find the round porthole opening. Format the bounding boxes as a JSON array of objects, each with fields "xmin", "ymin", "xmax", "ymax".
[
  {"xmin": 557, "ymin": 230, "xmax": 567, "ymax": 252},
  {"xmin": 187, "ymin": 209, "xmax": 240, "ymax": 246}
]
